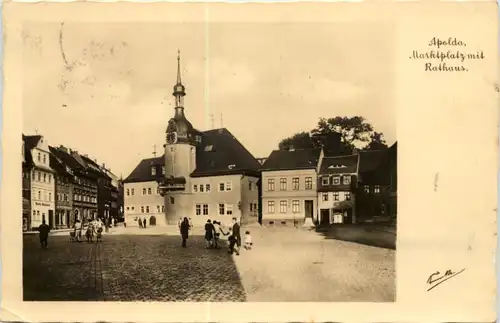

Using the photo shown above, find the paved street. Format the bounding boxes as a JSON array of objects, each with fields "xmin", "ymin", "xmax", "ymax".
[{"xmin": 23, "ymin": 226, "xmax": 395, "ymax": 302}]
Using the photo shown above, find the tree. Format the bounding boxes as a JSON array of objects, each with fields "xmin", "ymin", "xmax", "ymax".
[
  {"xmin": 278, "ymin": 132, "xmax": 315, "ymax": 150},
  {"xmin": 278, "ymin": 116, "xmax": 388, "ymax": 152}
]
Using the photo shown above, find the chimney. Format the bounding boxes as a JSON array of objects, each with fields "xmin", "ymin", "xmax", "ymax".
[
  {"xmin": 102, "ymin": 163, "xmax": 106, "ymax": 170},
  {"xmin": 59, "ymin": 145, "xmax": 68, "ymax": 153},
  {"xmin": 84, "ymin": 154, "xmax": 89, "ymax": 158}
]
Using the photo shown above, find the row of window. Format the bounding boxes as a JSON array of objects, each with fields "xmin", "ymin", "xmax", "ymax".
[
  {"xmin": 322, "ymin": 192, "xmax": 351, "ymax": 202},
  {"xmin": 151, "ymin": 166, "xmax": 166, "ymax": 176},
  {"xmin": 364, "ymin": 185, "xmax": 381, "ymax": 194},
  {"xmin": 267, "ymin": 177, "xmax": 313, "ymax": 191},
  {"xmin": 36, "ymin": 151, "xmax": 48, "ymax": 165},
  {"xmin": 73, "ymin": 194, "xmax": 97, "ymax": 203},
  {"xmin": 321, "ymin": 175, "xmax": 351, "ymax": 186},
  {"xmin": 267, "ymin": 200, "xmax": 301, "ymax": 214},
  {"xmin": 34, "ymin": 190, "xmax": 52, "ymax": 202},
  {"xmin": 126, "ymin": 187, "xmax": 160, "ymax": 196},
  {"xmin": 126, "ymin": 205, "xmax": 165, "ymax": 213},
  {"xmin": 195, "ymin": 203, "xmax": 233, "ymax": 216},
  {"xmin": 32, "ymin": 170, "xmax": 53, "ymax": 184},
  {"xmin": 193, "ymin": 181, "xmax": 233, "ymax": 193}
]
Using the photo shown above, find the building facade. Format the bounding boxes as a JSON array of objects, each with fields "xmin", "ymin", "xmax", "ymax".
[
  {"xmin": 317, "ymin": 154, "xmax": 358, "ymax": 225},
  {"xmin": 22, "ymin": 136, "xmax": 32, "ymax": 231},
  {"xmin": 260, "ymin": 148, "xmax": 322, "ymax": 226},
  {"xmin": 123, "ymin": 156, "xmax": 166, "ymax": 227},
  {"xmin": 51, "ymin": 146, "xmax": 98, "ymax": 223},
  {"xmin": 126, "ymin": 52, "xmax": 262, "ymax": 227},
  {"xmin": 25, "ymin": 135, "xmax": 56, "ymax": 228},
  {"xmin": 355, "ymin": 149, "xmax": 391, "ymax": 222},
  {"xmin": 386, "ymin": 142, "xmax": 397, "ymax": 220}
]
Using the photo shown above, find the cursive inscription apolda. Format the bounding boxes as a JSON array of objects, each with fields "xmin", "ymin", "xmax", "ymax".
[{"xmin": 426, "ymin": 269, "xmax": 466, "ymax": 291}]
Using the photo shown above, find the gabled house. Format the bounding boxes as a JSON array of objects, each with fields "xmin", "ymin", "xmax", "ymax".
[
  {"xmin": 356, "ymin": 149, "xmax": 391, "ymax": 222},
  {"xmin": 317, "ymin": 154, "xmax": 359, "ymax": 225},
  {"xmin": 49, "ymin": 147, "xmax": 74, "ymax": 229},
  {"xmin": 123, "ymin": 155, "xmax": 166, "ymax": 227},
  {"xmin": 23, "ymin": 135, "xmax": 56, "ymax": 229},
  {"xmin": 260, "ymin": 148, "xmax": 323, "ymax": 226},
  {"xmin": 50, "ymin": 146, "xmax": 98, "ymax": 223}
]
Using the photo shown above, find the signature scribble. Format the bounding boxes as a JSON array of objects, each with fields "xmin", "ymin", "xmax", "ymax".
[{"xmin": 426, "ymin": 268, "xmax": 466, "ymax": 291}]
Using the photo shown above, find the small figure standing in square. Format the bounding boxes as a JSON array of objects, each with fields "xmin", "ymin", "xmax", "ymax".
[
  {"xmin": 38, "ymin": 220, "xmax": 50, "ymax": 248},
  {"xmin": 244, "ymin": 230, "xmax": 253, "ymax": 250}
]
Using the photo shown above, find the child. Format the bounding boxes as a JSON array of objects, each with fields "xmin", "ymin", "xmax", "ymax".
[{"xmin": 244, "ymin": 230, "xmax": 253, "ymax": 250}]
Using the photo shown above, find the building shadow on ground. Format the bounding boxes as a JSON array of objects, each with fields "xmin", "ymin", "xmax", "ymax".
[
  {"xmin": 316, "ymin": 224, "xmax": 396, "ymax": 250},
  {"xmin": 23, "ymin": 234, "xmax": 246, "ymax": 302}
]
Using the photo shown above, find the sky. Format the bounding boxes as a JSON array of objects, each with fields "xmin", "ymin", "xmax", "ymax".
[{"xmin": 22, "ymin": 21, "xmax": 396, "ymax": 178}]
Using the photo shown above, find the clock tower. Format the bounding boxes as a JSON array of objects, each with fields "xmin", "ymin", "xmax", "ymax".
[{"xmin": 160, "ymin": 51, "xmax": 197, "ymax": 225}]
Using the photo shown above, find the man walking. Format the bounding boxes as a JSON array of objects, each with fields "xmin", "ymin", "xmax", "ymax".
[
  {"xmin": 38, "ymin": 219, "xmax": 50, "ymax": 248},
  {"xmin": 231, "ymin": 217, "xmax": 241, "ymax": 255}
]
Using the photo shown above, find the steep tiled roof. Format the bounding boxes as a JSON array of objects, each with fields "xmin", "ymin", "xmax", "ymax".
[
  {"xmin": 23, "ymin": 134, "xmax": 41, "ymax": 167},
  {"xmin": 81, "ymin": 155, "xmax": 112, "ymax": 180},
  {"xmin": 48, "ymin": 150, "xmax": 71, "ymax": 177},
  {"xmin": 191, "ymin": 128, "xmax": 261, "ymax": 177},
  {"xmin": 23, "ymin": 135, "xmax": 41, "ymax": 152},
  {"xmin": 124, "ymin": 128, "xmax": 261, "ymax": 182},
  {"xmin": 261, "ymin": 148, "xmax": 321, "ymax": 171},
  {"xmin": 358, "ymin": 149, "xmax": 390, "ymax": 185},
  {"xmin": 123, "ymin": 156, "xmax": 165, "ymax": 183},
  {"xmin": 319, "ymin": 154, "xmax": 359, "ymax": 174},
  {"xmin": 358, "ymin": 150, "xmax": 387, "ymax": 173}
]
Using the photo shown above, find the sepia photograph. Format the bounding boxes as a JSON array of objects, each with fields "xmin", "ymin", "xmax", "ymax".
[
  {"xmin": 2, "ymin": 1, "xmax": 497, "ymax": 322},
  {"xmin": 21, "ymin": 19, "xmax": 397, "ymax": 302}
]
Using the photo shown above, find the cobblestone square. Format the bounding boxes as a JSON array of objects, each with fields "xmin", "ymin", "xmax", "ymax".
[{"xmin": 23, "ymin": 227, "xmax": 395, "ymax": 302}]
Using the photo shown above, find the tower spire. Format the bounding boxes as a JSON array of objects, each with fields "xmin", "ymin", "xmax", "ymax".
[
  {"xmin": 173, "ymin": 50, "xmax": 186, "ymax": 109},
  {"xmin": 176, "ymin": 49, "xmax": 182, "ymax": 85}
]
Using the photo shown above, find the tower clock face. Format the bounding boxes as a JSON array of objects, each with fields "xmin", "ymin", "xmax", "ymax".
[
  {"xmin": 176, "ymin": 85, "xmax": 183, "ymax": 92},
  {"xmin": 167, "ymin": 132, "xmax": 178, "ymax": 144}
]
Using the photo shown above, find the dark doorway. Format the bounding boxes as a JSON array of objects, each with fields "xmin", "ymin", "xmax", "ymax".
[
  {"xmin": 149, "ymin": 216, "xmax": 156, "ymax": 226},
  {"xmin": 48, "ymin": 210, "xmax": 54, "ymax": 229},
  {"xmin": 320, "ymin": 209, "xmax": 330, "ymax": 226},
  {"xmin": 66, "ymin": 210, "xmax": 70, "ymax": 228},
  {"xmin": 304, "ymin": 200, "xmax": 314, "ymax": 218}
]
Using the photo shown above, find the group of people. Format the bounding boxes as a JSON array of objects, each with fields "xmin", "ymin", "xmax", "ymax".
[
  {"xmin": 71, "ymin": 218, "xmax": 104, "ymax": 243},
  {"xmin": 138, "ymin": 218, "xmax": 148, "ymax": 229},
  {"xmin": 177, "ymin": 216, "xmax": 252, "ymax": 255}
]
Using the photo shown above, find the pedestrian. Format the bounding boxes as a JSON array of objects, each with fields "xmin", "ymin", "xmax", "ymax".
[
  {"xmin": 180, "ymin": 217, "xmax": 190, "ymax": 247},
  {"xmin": 227, "ymin": 228, "xmax": 237, "ymax": 255},
  {"xmin": 124, "ymin": 221, "xmax": 127, "ymax": 228},
  {"xmin": 74, "ymin": 219, "xmax": 82, "ymax": 242},
  {"xmin": 204, "ymin": 219, "xmax": 215, "ymax": 249},
  {"xmin": 212, "ymin": 221, "xmax": 222, "ymax": 249},
  {"xmin": 177, "ymin": 217, "xmax": 183, "ymax": 229},
  {"xmin": 244, "ymin": 230, "xmax": 253, "ymax": 250},
  {"xmin": 188, "ymin": 217, "xmax": 193, "ymax": 228},
  {"xmin": 231, "ymin": 217, "xmax": 241, "ymax": 256},
  {"xmin": 138, "ymin": 218, "xmax": 143, "ymax": 228},
  {"xmin": 143, "ymin": 218, "xmax": 147, "ymax": 229},
  {"xmin": 38, "ymin": 219, "xmax": 50, "ymax": 248}
]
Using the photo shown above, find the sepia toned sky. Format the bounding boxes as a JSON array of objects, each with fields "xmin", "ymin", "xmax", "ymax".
[{"xmin": 22, "ymin": 21, "xmax": 396, "ymax": 178}]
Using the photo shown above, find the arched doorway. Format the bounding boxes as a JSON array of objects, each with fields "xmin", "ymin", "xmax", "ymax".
[{"xmin": 149, "ymin": 216, "xmax": 156, "ymax": 226}]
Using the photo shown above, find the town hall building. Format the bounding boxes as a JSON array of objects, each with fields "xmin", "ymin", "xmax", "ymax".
[{"xmin": 124, "ymin": 52, "xmax": 261, "ymax": 227}]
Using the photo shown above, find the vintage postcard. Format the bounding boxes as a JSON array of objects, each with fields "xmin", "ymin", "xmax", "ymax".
[{"xmin": 0, "ymin": 1, "xmax": 497, "ymax": 322}]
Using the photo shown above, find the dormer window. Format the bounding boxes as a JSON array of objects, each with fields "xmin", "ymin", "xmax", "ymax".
[
  {"xmin": 43, "ymin": 154, "xmax": 46, "ymax": 164},
  {"xmin": 204, "ymin": 145, "xmax": 214, "ymax": 152},
  {"xmin": 321, "ymin": 176, "xmax": 330, "ymax": 185},
  {"xmin": 37, "ymin": 152, "xmax": 41, "ymax": 162},
  {"xmin": 333, "ymin": 176, "xmax": 340, "ymax": 185},
  {"xmin": 228, "ymin": 164, "xmax": 236, "ymax": 170},
  {"xmin": 151, "ymin": 167, "xmax": 156, "ymax": 176},
  {"xmin": 343, "ymin": 176, "xmax": 351, "ymax": 185}
]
